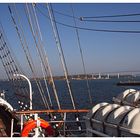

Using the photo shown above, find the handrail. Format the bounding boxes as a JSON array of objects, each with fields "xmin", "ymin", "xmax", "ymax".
[
  {"xmin": 15, "ymin": 109, "xmax": 89, "ymax": 114},
  {"xmin": 13, "ymin": 74, "xmax": 33, "ymax": 110},
  {"xmin": 13, "ymin": 109, "xmax": 88, "ymax": 137}
]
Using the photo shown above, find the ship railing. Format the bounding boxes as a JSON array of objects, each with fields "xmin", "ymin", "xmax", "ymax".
[{"xmin": 13, "ymin": 109, "xmax": 89, "ymax": 137}]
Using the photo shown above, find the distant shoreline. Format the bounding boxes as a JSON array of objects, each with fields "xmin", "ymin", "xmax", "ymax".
[{"xmin": 0, "ymin": 74, "xmax": 138, "ymax": 81}]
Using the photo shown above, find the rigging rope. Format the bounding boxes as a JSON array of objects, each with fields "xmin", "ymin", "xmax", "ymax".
[
  {"xmin": 0, "ymin": 32, "xmax": 17, "ymax": 80},
  {"xmin": 41, "ymin": 4, "xmax": 140, "ymax": 20},
  {"xmin": 36, "ymin": 6, "xmax": 140, "ymax": 34},
  {"xmin": 0, "ymin": 33, "xmax": 11, "ymax": 80},
  {"xmin": 10, "ymin": 5, "xmax": 52, "ymax": 109},
  {"xmin": 70, "ymin": 4, "xmax": 92, "ymax": 105},
  {"xmin": 25, "ymin": 4, "xmax": 52, "ymax": 109},
  {"xmin": 0, "ymin": 25, "xmax": 30, "ymax": 109},
  {"xmin": 80, "ymin": 19, "xmax": 140, "ymax": 22},
  {"xmin": 32, "ymin": 4, "xmax": 63, "ymax": 110},
  {"xmin": 47, "ymin": 3, "xmax": 76, "ymax": 110},
  {"xmin": 0, "ymin": 31, "xmax": 19, "ymax": 81},
  {"xmin": 1, "ymin": 23, "xmax": 25, "ymax": 76},
  {"xmin": 32, "ymin": 3, "xmax": 62, "ymax": 109},
  {"xmin": 80, "ymin": 12, "xmax": 140, "ymax": 19},
  {"xmin": 14, "ymin": 4, "xmax": 52, "ymax": 109},
  {"xmin": 8, "ymin": 5, "xmax": 51, "ymax": 110},
  {"xmin": 28, "ymin": 3, "xmax": 62, "ymax": 110},
  {"xmin": 15, "ymin": 4, "xmax": 50, "ymax": 109}
]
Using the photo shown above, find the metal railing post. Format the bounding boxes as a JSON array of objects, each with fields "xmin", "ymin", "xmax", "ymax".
[
  {"xmin": 34, "ymin": 114, "xmax": 40, "ymax": 137},
  {"xmin": 13, "ymin": 74, "xmax": 32, "ymax": 110},
  {"xmin": 63, "ymin": 112, "xmax": 66, "ymax": 136},
  {"xmin": 20, "ymin": 114, "xmax": 23, "ymax": 132},
  {"xmin": 10, "ymin": 118, "xmax": 14, "ymax": 137}
]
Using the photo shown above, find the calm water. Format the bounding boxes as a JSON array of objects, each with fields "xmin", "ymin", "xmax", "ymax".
[{"xmin": 0, "ymin": 77, "xmax": 140, "ymax": 110}]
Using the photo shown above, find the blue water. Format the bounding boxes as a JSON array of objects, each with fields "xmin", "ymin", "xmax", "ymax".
[{"xmin": 0, "ymin": 77, "xmax": 140, "ymax": 110}]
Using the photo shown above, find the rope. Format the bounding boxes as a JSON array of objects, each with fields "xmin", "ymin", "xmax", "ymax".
[
  {"xmin": 70, "ymin": 4, "xmax": 92, "ymax": 105},
  {"xmin": 80, "ymin": 19, "xmax": 140, "ymax": 23},
  {"xmin": 0, "ymin": 21, "xmax": 24, "ymax": 75},
  {"xmin": 0, "ymin": 34, "xmax": 10, "ymax": 80},
  {"xmin": 25, "ymin": 4, "xmax": 52, "ymax": 109},
  {"xmin": 36, "ymin": 6, "xmax": 140, "ymax": 34},
  {"xmin": 32, "ymin": 3, "xmax": 61, "ymax": 108},
  {"xmin": 80, "ymin": 12, "xmax": 140, "ymax": 19},
  {"xmin": 9, "ymin": 5, "xmax": 51, "ymax": 110},
  {"xmin": 24, "ymin": 4, "xmax": 62, "ymax": 113},
  {"xmin": 29, "ymin": 4, "xmax": 63, "ymax": 111},
  {"xmin": 0, "ymin": 25, "xmax": 30, "ymax": 108},
  {"xmin": 13, "ymin": 4, "xmax": 52, "ymax": 110},
  {"xmin": 13, "ymin": 4, "xmax": 53, "ymax": 110},
  {"xmin": 25, "ymin": 4, "xmax": 62, "ymax": 111},
  {"xmin": 47, "ymin": 4, "xmax": 76, "ymax": 110}
]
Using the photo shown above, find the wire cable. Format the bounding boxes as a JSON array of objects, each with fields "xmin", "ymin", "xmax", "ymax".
[
  {"xmin": 31, "ymin": 3, "xmax": 62, "ymax": 110},
  {"xmin": 70, "ymin": 4, "xmax": 92, "ymax": 105},
  {"xmin": 24, "ymin": 4, "xmax": 53, "ymax": 109},
  {"xmin": 80, "ymin": 19, "xmax": 140, "ymax": 23},
  {"xmin": 47, "ymin": 3, "xmax": 76, "ymax": 110},
  {"xmin": 36, "ymin": 6, "xmax": 140, "ymax": 34},
  {"xmin": 41, "ymin": 4, "xmax": 79, "ymax": 20},
  {"xmin": 41, "ymin": 4, "xmax": 140, "ymax": 21},
  {"xmin": 81, "ymin": 12, "xmax": 140, "ymax": 19},
  {"xmin": 9, "ymin": 4, "xmax": 52, "ymax": 110}
]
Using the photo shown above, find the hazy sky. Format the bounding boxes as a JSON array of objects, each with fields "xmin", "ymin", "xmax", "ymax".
[{"xmin": 0, "ymin": 3, "xmax": 140, "ymax": 79}]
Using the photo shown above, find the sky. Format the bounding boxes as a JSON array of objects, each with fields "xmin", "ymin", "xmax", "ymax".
[{"xmin": 0, "ymin": 3, "xmax": 140, "ymax": 79}]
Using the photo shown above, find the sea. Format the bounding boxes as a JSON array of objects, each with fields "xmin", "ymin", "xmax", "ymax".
[
  {"xmin": 1, "ymin": 76, "xmax": 140, "ymax": 135},
  {"xmin": 0, "ymin": 76, "xmax": 140, "ymax": 111}
]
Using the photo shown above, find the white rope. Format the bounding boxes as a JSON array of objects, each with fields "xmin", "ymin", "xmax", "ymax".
[{"xmin": 47, "ymin": 4, "xmax": 76, "ymax": 109}]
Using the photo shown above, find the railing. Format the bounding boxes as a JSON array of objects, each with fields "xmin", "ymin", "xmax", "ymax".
[
  {"xmin": 12, "ymin": 109, "xmax": 89, "ymax": 137},
  {"xmin": 15, "ymin": 109, "xmax": 89, "ymax": 114}
]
